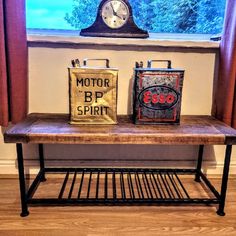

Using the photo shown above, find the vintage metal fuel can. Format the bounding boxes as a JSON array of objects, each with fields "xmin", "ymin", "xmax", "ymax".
[
  {"xmin": 69, "ymin": 59, "xmax": 118, "ymax": 124},
  {"xmin": 133, "ymin": 60, "xmax": 185, "ymax": 124}
]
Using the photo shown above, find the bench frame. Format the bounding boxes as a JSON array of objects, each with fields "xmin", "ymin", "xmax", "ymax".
[{"xmin": 16, "ymin": 143, "xmax": 232, "ymax": 217}]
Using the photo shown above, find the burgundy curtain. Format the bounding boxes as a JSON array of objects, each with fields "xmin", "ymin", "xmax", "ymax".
[
  {"xmin": 0, "ymin": 0, "xmax": 28, "ymax": 127},
  {"xmin": 212, "ymin": 0, "xmax": 236, "ymax": 128}
]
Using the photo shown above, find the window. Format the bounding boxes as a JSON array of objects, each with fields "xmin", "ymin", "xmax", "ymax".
[{"xmin": 26, "ymin": 0, "xmax": 226, "ymax": 35}]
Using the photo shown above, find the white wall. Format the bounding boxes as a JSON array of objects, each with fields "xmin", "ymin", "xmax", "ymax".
[
  {"xmin": 1, "ymin": 41, "xmax": 235, "ymax": 175},
  {"xmin": 28, "ymin": 47, "xmax": 215, "ymax": 115}
]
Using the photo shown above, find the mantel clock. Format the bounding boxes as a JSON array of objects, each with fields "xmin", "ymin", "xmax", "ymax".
[{"xmin": 80, "ymin": 0, "xmax": 149, "ymax": 38}]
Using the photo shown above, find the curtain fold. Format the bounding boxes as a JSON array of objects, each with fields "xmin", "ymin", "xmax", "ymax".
[
  {"xmin": 0, "ymin": 0, "xmax": 28, "ymax": 127},
  {"xmin": 212, "ymin": 0, "xmax": 236, "ymax": 128}
]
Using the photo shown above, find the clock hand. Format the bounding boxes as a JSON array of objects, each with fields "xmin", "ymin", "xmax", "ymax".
[
  {"xmin": 115, "ymin": 14, "xmax": 123, "ymax": 20},
  {"xmin": 110, "ymin": 3, "xmax": 116, "ymax": 15},
  {"xmin": 110, "ymin": 3, "xmax": 123, "ymax": 20}
]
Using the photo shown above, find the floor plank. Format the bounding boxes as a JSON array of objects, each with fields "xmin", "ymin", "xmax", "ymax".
[{"xmin": 0, "ymin": 176, "xmax": 236, "ymax": 236}]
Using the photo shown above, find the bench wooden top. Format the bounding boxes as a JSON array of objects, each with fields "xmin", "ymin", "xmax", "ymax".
[{"xmin": 4, "ymin": 113, "xmax": 236, "ymax": 145}]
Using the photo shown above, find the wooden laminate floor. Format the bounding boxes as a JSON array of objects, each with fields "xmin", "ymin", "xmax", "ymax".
[{"xmin": 0, "ymin": 176, "xmax": 236, "ymax": 236}]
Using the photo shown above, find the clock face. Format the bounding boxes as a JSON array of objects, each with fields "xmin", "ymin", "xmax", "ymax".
[{"xmin": 101, "ymin": 0, "xmax": 130, "ymax": 29}]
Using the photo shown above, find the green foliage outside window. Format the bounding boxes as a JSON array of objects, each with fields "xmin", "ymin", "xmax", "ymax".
[{"xmin": 65, "ymin": 0, "xmax": 226, "ymax": 34}]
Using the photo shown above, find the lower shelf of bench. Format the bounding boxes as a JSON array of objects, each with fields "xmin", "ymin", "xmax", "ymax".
[{"xmin": 27, "ymin": 168, "xmax": 220, "ymax": 206}]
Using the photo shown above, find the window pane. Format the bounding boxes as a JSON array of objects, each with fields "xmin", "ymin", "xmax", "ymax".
[{"xmin": 26, "ymin": 0, "xmax": 226, "ymax": 34}]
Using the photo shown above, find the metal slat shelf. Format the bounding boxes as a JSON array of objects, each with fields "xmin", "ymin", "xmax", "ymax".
[{"xmin": 27, "ymin": 168, "xmax": 219, "ymax": 206}]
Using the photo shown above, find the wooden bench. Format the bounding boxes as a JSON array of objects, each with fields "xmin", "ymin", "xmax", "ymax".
[{"xmin": 4, "ymin": 113, "xmax": 236, "ymax": 217}]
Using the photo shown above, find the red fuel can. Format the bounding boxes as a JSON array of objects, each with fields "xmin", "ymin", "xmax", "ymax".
[{"xmin": 133, "ymin": 60, "xmax": 185, "ymax": 124}]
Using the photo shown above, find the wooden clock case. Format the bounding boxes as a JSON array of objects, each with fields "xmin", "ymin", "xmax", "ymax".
[{"xmin": 80, "ymin": 0, "xmax": 149, "ymax": 38}]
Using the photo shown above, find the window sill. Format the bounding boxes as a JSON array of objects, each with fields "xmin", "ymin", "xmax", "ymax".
[{"xmin": 27, "ymin": 29, "xmax": 220, "ymax": 49}]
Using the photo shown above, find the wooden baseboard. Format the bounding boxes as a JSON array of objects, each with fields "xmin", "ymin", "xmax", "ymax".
[
  {"xmin": 0, "ymin": 160, "xmax": 18, "ymax": 175},
  {"xmin": 1, "ymin": 159, "xmax": 236, "ymax": 176}
]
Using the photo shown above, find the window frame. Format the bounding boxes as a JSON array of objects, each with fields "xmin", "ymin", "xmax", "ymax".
[{"xmin": 27, "ymin": 29, "xmax": 220, "ymax": 49}]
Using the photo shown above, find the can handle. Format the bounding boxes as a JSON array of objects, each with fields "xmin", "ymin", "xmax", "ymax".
[
  {"xmin": 147, "ymin": 60, "xmax": 172, "ymax": 69},
  {"xmin": 71, "ymin": 59, "xmax": 80, "ymax": 68},
  {"xmin": 83, "ymin": 59, "xmax": 110, "ymax": 68}
]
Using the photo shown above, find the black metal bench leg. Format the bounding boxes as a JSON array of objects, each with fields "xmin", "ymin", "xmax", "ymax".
[
  {"xmin": 217, "ymin": 145, "xmax": 232, "ymax": 216},
  {"xmin": 16, "ymin": 143, "xmax": 29, "ymax": 217},
  {"xmin": 195, "ymin": 145, "xmax": 204, "ymax": 182},
  {"xmin": 39, "ymin": 144, "xmax": 46, "ymax": 182}
]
